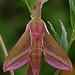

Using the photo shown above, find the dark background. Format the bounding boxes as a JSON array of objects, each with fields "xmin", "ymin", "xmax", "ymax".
[{"xmin": 0, "ymin": 0, "xmax": 75, "ymax": 75}]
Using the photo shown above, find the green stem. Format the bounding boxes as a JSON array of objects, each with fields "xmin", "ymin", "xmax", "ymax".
[
  {"xmin": 54, "ymin": 31, "xmax": 74, "ymax": 75},
  {"xmin": 0, "ymin": 35, "xmax": 15, "ymax": 75},
  {"xmin": 66, "ymin": 31, "xmax": 74, "ymax": 54},
  {"xmin": 54, "ymin": 69, "xmax": 60, "ymax": 75},
  {"xmin": 66, "ymin": 38, "xmax": 73, "ymax": 54}
]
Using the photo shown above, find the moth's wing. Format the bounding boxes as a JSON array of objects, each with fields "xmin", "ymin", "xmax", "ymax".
[
  {"xmin": 43, "ymin": 29, "xmax": 72, "ymax": 71},
  {"xmin": 3, "ymin": 29, "xmax": 31, "ymax": 72}
]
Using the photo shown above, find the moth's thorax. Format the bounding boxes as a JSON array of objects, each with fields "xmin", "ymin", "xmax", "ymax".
[
  {"xmin": 30, "ymin": 21, "xmax": 44, "ymax": 42},
  {"xmin": 30, "ymin": 20, "xmax": 44, "ymax": 49}
]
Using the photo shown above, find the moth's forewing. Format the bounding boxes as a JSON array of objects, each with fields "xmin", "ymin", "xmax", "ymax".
[
  {"xmin": 43, "ymin": 28, "xmax": 72, "ymax": 71},
  {"xmin": 3, "ymin": 29, "xmax": 31, "ymax": 72}
]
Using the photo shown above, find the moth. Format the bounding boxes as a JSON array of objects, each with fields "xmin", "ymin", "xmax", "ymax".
[{"xmin": 3, "ymin": 16, "xmax": 72, "ymax": 75}]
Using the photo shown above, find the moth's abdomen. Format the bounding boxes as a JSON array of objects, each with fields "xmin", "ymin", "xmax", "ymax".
[{"xmin": 29, "ymin": 49, "xmax": 44, "ymax": 69}]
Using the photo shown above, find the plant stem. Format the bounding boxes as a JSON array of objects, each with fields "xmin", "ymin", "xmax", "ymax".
[
  {"xmin": 0, "ymin": 35, "xmax": 15, "ymax": 75},
  {"xmin": 54, "ymin": 69, "xmax": 60, "ymax": 75},
  {"xmin": 35, "ymin": 0, "xmax": 42, "ymax": 17},
  {"xmin": 54, "ymin": 32, "xmax": 74, "ymax": 75},
  {"xmin": 31, "ymin": 0, "xmax": 42, "ymax": 18},
  {"xmin": 0, "ymin": 35, "xmax": 8, "ymax": 57},
  {"xmin": 10, "ymin": 71, "xmax": 15, "ymax": 75},
  {"xmin": 66, "ymin": 38, "xmax": 73, "ymax": 54}
]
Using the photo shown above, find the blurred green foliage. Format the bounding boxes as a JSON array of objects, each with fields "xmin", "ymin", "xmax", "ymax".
[{"xmin": 0, "ymin": 0, "xmax": 75, "ymax": 75}]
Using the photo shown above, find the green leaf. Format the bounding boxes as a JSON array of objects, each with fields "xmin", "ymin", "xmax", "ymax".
[
  {"xmin": 48, "ymin": 21, "xmax": 61, "ymax": 45},
  {"xmin": 59, "ymin": 19, "xmax": 68, "ymax": 51},
  {"xmin": 23, "ymin": 0, "xmax": 36, "ymax": 13},
  {"xmin": 69, "ymin": 0, "xmax": 75, "ymax": 39},
  {"xmin": 42, "ymin": 0, "xmax": 48, "ymax": 5}
]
